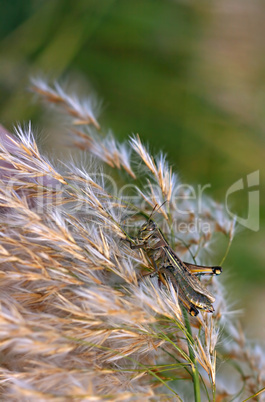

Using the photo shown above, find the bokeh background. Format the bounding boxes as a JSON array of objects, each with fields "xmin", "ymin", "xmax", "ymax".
[{"xmin": 0, "ymin": 0, "xmax": 264, "ymax": 339}]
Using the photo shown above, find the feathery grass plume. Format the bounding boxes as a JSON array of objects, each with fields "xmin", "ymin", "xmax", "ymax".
[
  {"xmin": 30, "ymin": 78, "xmax": 135, "ymax": 179},
  {"xmin": 0, "ymin": 79, "xmax": 263, "ymax": 401}
]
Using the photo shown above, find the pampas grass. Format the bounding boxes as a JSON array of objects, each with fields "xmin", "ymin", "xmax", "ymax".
[{"xmin": 0, "ymin": 79, "xmax": 264, "ymax": 401}]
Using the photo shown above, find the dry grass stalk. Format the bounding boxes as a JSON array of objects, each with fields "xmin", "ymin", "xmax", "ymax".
[{"xmin": 0, "ymin": 79, "xmax": 263, "ymax": 401}]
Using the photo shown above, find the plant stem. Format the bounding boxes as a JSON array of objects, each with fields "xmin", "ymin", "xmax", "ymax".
[{"xmin": 183, "ymin": 308, "xmax": 201, "ymax": 402}]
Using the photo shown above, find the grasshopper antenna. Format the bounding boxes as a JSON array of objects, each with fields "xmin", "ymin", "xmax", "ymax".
[{"xmin": 148, "ymin": 200, "xmax": 168, "ymax": 222}]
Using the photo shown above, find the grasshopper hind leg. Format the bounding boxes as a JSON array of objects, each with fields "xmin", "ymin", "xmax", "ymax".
[
  {"xmin": 212, "ymin": 266, "xmax": 222, "ymax": 275},
  {"xmin": 189, "ymin": 305, "xmax": 199, "ymax": 317},
  {"xmin": 184, "ymin": 262, "xmax": 222, "ymax": 276}
]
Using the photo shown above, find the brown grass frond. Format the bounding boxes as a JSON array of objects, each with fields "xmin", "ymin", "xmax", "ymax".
[{"xmin": 0, "ymin": 79, "xmax": 263, "ymax": 401}]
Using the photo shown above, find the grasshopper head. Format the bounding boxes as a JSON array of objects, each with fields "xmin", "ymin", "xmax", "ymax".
[{"xmin": 138, "ymin": 219, "xmax": 157, "ymax": 241}]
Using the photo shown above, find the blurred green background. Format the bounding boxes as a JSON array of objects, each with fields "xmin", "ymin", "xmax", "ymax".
[{"xmin": 0, "ymin": 0, "xmax": 264, "ymax": 338}]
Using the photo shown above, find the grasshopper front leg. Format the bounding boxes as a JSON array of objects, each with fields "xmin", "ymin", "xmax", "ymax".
[
  {"xmin": 124, "ymin": 237, "xmax": 146, "ymax": 250},
  {"xmin": 125, "ymin": 238, "xmax": 160, "ymax": 270}
]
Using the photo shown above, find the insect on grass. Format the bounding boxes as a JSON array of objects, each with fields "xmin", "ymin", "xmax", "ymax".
[{"xmin": 128, "ymin": 205, "xmax": 222, "ymax": 316}]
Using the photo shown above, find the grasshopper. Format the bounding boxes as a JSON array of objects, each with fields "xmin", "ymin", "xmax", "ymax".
[{"xmin": 129, "ymin": 214, "xmax": 221, "ymax": 316}]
